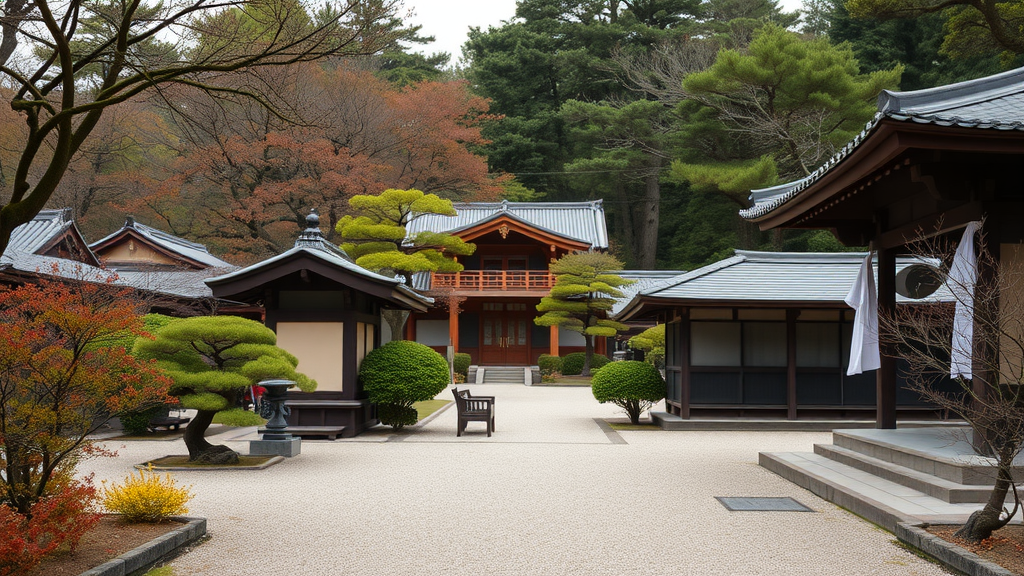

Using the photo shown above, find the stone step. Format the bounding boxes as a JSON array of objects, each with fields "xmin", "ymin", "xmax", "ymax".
[
  {"xmin": 814, "ymin": 443, "xmax": 995, "ymax": 504},
  {"xmin": 832, "ymin": 429, "xmax": 1016, "ymax": 486},
  {"xmin": 759, "ymin": 451, "xmax": 988, "ymax": 531}
]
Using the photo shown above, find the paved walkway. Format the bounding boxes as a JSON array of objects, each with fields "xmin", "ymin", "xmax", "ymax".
[{"xmin": 83, "ymin": 385, "xmax": 951, "ymax": 575}]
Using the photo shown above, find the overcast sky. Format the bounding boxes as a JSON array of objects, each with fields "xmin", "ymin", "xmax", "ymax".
[{"xmin": 403, "ymin": 0, "xmax": 806, "ymax": 63}]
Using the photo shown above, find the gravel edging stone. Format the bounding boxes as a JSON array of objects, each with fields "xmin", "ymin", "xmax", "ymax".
[
  {"xmin": 896, "ymin": 522, "xmax": 1015, "ymax": 576},
  {"xmin": 77, "ymin": 516, "xmax": 206, "ymax": 576}
]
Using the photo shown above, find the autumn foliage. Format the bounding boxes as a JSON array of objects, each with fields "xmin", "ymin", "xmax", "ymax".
[
  {"xmin": 0, "ymin": 277, "xmax": 171, "ymax": 515},
  {"xmin": 0, "ymin": 478, "xmax": 102, "ymax": 576},
  {"xmin": 117, "ymin": 63, "xmax": 504, "ymax": 262}
]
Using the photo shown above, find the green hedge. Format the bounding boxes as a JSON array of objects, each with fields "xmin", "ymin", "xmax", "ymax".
[
  {"xmin": 560, "ymin": 352, "xmax": 610, "ymax": 376},
  {"xmin": 360, "ymin": 340, "xmax": 450, "ymax": 430},
  {"xmin": 538, "ymin": 354, "xmax": 562, "ymax": 375},
  {"xmin": 591, "ymin": 361, "xmax": 666, "ymax": 424},
  {"xmin": 452, "ymin": 353, "xmax": 471, "ymax": 376}
]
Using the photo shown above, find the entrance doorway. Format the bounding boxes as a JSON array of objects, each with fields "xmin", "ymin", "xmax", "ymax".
[{"xmin": 480, "ymin": 303, "xmax": 531, "ymax": 365}]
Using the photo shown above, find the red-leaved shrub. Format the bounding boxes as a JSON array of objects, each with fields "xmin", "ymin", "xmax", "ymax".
[{"xmin": 0, "ymin": 479, "xmax": 102, "ymax": 575}]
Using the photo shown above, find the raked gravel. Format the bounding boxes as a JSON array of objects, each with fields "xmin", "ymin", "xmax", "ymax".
[{"xmin": 82, "ymin": 385, "xmax": 952, "ymax": 576}]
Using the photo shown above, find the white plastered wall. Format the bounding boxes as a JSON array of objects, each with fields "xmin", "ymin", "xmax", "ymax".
[{"xmin": 275, "ymin": 322, "xmax": 344, "ymax": 392}]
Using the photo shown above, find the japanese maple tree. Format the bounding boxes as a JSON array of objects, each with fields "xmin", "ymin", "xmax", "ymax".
[{"xmin": 0, "ymin": 276, "xmax": 171, "ymax": 514}]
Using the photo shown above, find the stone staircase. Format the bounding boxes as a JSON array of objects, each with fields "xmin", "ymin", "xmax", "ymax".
[
  {"xmin": 760, "ymin": 427, "xmax": 1022, "ymax": 532},
  {"xmin": 480, "ymin": 366, "xmax": 528, "ymax": 384}
]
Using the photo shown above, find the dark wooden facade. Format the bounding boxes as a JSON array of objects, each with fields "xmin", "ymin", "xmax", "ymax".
[{"xmin": 742, "ymin": 69, "xmax": 1024, "ymax": 427}]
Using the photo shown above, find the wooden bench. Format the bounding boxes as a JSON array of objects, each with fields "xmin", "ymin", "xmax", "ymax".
[
  {"xmin": 452, "ymin": 387, "xmax": 495, "ymax": 437},
  {"xmin": 257, "ymin": 425, "xmax": 346, "ymax": 440},
  {"xmin": 147, "ymin": 415, "xmax": 191, "ymax": 432}
]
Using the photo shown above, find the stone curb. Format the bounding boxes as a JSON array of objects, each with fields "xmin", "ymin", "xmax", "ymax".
[
  {"xmin": 77, "ymin": 516, "xmax": 207, "ymax": 576},
  {"xmin": 896, "ymin": 523, "xmax": 1015, "ymax": 576}
]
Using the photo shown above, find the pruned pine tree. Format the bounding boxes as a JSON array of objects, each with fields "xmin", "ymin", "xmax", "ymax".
[
  {"xmin": 535, "ymin": 252, "xmax": 634, "ymax": 376},
  {"xmin": 336, "ymin": 188, "xmax": 476, "ymax": 338},
  {"xmin": 133, "ymin": 316, "xmax": 314, "ymax": 464}
]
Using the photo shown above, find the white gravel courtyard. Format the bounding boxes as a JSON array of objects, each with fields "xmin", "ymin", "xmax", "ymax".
[{"xmin": 82, "ymin": 385, "xmax": 951, "ymax": 576}]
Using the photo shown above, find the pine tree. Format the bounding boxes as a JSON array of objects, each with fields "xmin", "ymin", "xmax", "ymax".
[{"xmin": 534, "ymin": 252, "xmax": 634, "ymax": 376}]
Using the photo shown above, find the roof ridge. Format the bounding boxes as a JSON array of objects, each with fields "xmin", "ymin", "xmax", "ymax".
[
  {"xmin": 642, "ymin": 253, "xmax": 746, "ymax": 297},
  {"xmin": 878, "ymin": 66, "xmax": 1024, "ymax": 114}
]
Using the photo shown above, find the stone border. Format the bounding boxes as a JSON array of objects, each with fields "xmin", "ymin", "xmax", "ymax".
[
  {"xmin": 896, "ymin": 523, "xmax": 1015, "ymax": 576},
  {"xmin": 138, "ymin": 455, "xmax": 283, "ymax": 471},
  {"xmin": 78, "ymin": 516, "xmax": 206, "ymax": 576}
]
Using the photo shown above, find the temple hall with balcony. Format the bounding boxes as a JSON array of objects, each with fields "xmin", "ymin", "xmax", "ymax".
[{"xmin": 404, "ymin": 200, "xmax": 610, "ymax": 366}]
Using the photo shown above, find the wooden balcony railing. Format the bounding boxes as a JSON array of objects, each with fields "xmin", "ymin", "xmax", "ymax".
[{"xmin": 432, "ymin": 270, "xmax": 555, "ymax": 292}]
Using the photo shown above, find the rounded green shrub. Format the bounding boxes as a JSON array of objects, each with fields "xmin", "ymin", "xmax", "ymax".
[
  {"xmin": 538, "ymin": 354, "xmax": 561, "ymax": 375},
  {"xmin": 561, "ymin": 352, "xmax": 610, "ymax": 376},
  {"xmin": 360, "ymin": 340, "xmax": 450, "ymax": 430},
  {"xmin": 452, "ymin": 352, "xmax": 471, "ymax": 377},
  {"xmin": 591, "ymin": 361, "xmax": 666, "ymax": 424}
]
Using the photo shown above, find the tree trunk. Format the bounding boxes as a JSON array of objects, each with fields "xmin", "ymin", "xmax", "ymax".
[
  {"xmin": 625, "ymin": 399, "xmax": 641, "ymax": 424},
  {"xmin": 953, "ymin": 466, "xmax": 1016, "ymax": 542},
  {"xmin": 383, "ymin": 309, "xmax": 410, "ymax": 341},
  {"xmin": 636, "ymin": 169, "xmax": 661, "ymax": 270},
  {"xmin": 582, "ymin": 334, "xmax": 594, "ymax": 377},
  {"xmin": 183, "ymin": 410, "xmax": 239, "ymax": 464}
]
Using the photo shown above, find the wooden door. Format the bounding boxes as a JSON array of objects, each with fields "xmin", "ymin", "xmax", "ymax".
[{"xmin": 478, "ymin": 303, "xmax": 532, "ymax": 365}]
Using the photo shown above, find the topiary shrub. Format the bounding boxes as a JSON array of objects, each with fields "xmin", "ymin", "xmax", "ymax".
[
  {"xmin": 591, "ymin": 361, "xmax": 666, "ymax": 424},
  {"xmin": 561, "ymin": 352, "xmax": 610, "ymax": 376},
  {"xmin": 360, "ymin": 340, "xmax": 450, "ymax": 430},
  {"xmin": 538, "ymin": 354, "xmax": 561, "ymax": 375},
  {"xmin": 452, "ymin": 353, "xmax": 471, "ymax": 377}
]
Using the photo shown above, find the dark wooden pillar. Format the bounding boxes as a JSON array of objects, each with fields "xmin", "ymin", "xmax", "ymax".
[
  {"xmin": 680, "ymin": 310, "xmax": 691, "ymax": 419},
  {"xmin": 876, "ymin": 247, "xmax": 897, "ymax": 429},
  {"xmin": 972, "ymin": 238, "xmax": 999, "ymax": 451},
  {"xmin": 343, "ymin": 319, "xmax": 358, "ymax": 400},
  {"xmin": 786, "ymin": 309, "xmax": 798, "ymax": 420}
]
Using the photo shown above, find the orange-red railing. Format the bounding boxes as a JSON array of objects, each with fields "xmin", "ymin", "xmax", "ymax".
[{"xmin": 432, "ymin": 270, "xmax": 555, "ymax": 291}]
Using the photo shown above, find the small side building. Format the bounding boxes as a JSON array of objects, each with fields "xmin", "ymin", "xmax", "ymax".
[
  {"xmin": 615, "ymin": 250, "xmax": 958, "ymax": 420},
  {"xmin": 205, "ymin": 211, "xmax": 432, "ymax": 437}
]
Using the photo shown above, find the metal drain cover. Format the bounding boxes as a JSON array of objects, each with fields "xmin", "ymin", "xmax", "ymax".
[{"xmin": 715, "ymin": 497, "xmax": 813, "ymax": 512}]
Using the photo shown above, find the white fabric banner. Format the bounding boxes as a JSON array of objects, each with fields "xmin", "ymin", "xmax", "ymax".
[
  {"xmin": 950, "ymin": 221, "xmax": 982, "ymax": 380},
  {"xmin": 845, "ymin": 251, "xmax": 881, "ymax": 375}
]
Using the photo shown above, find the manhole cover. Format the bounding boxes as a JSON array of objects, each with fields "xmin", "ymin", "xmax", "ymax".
[{"xmin": 715, "ymin": 497, "xmax": 814, "ymax": 512}]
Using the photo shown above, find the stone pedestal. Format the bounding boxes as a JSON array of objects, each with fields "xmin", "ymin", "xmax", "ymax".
[{"xmin": 249, "ymin": 437, "xmax": 301, "ymax": 457}]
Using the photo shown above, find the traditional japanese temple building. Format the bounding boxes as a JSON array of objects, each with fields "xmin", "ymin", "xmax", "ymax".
[
  {"xmin": 405, "ymin": 200, "xmax": 610, "ymax": 365},
  {"xmin": 615, "ymin": 250, "xmax": 957, "ymax": 420},
  {"xmin": 739, "ymin": 66, "xmax": 1024, "ymax": 427}
]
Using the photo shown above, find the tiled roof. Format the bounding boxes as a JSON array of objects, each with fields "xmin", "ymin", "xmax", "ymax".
[
  {"xmin": 5, "ymin": 208, "xmax": 76, "ymax": 256},
  {"xmin": 741, "ymin": 66, "xmax": 1024, "ymax": 221},
  {"xmin": 90, "ymin": 217, "xmax": 235, "ymax": 269},
  {"xmin": 0, "ymin": 251, "xmax": 221, "ymax": 298},
  {"xmin": 406, "ymin": 200, "xmax": 609, "ymax": 249},
  {"xmin": 206, "ymin": 212, "xmax": 432, "ymax": 307},
  {"xmin": 614, "ymin": 250, "xmax": 953, "ymax": 319}
]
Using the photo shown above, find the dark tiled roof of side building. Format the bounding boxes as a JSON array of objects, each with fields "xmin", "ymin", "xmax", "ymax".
[{"xmin": 741, "ymin": 66, "xmax": 1024, "ymax": 221}]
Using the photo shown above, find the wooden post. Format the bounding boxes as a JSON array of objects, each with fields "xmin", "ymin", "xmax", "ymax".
[
  {"xmin": 550, "ymin": 324, "xmax": 559, "ymax": 357},
  {"xmin": 876, "ymin": 247, "xmax": 897, "ymax": 429},
  {"xmin": 449, "ymin": 304, "xmax": 459, "ymax": 354},
  {"xmin": 786, "ymin": 309, "xmax": 798, "ymax": 420},
  {"xmin": 680, "ymin": 310, "xmax": 691, "ymax": 419}
]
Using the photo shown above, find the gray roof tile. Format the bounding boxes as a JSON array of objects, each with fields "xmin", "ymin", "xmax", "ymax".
[
  {"xmin": 407, "ymin": 200, "xmax": 608, "ymax": 249},
  {"xmin": 742, "ymin": 66, "xmax": 1024, "ymax": 221}
]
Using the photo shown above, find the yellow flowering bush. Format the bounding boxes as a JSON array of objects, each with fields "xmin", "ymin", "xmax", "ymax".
[{"xmin": 102, "ymin": 466, "xmax": 193, "ymax": 522}]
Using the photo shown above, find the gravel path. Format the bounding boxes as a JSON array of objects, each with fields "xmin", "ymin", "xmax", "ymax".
[{"xmin": 83, "ymin": 385, "xmax": 951, "ymax": 576}]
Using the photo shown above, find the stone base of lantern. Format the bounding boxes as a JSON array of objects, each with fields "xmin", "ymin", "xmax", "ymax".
[{"xmin": 250, "ymin": 436, "xmax": 301, "ymax": 457}]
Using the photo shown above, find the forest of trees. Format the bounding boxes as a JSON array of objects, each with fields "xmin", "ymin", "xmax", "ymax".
[{"xmin": 2, "ymin": 0, "xmax": 1021, "ymax": 268}]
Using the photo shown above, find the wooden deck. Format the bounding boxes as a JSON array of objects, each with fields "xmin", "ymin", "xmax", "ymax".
[{"xmin": 432, "ymin": 270, "xmax": 554, "ymax": 293}]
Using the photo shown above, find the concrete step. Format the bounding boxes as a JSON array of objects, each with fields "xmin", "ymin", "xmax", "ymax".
[
  {"xmin": 832, "ymin": 430, "xmax": 1012, "ymax": 486},
  {"xmin": 759, "ymin": 451, "xmax": 988, "ymax": 531},
  {"xmin": 814, "ymin": 443, "xmax": 995, "ymax": 504}
]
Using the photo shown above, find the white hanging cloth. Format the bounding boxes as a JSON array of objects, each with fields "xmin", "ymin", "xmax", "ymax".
[
  {"xmin": 949, "ymin": 221, "xmax": 982, "ymax": 380},
  {"xmin": 845, "ymin": 251, "xmax": 881, "ymax": 375}
]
